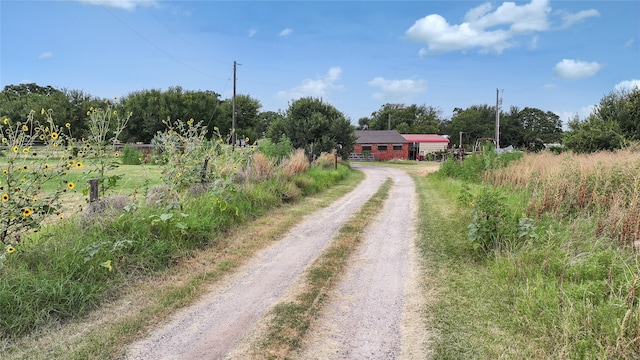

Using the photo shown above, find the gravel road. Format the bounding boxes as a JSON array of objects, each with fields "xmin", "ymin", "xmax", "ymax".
[{"xmin": 126, "ymin": 165, "xmax": 426, "ymax": 360}]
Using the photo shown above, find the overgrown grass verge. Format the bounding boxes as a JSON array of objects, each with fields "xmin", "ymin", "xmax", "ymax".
[
  {"xmin": 254, "ymin": 179, "xmax": 392, "ymax": 359},
  {"xmin": 0, "ymin": 164, "xmax": 356, "ymax": 359},
  {"xmin": 417, "ymin": 171, "xmax": 640, "ymax": 358}
]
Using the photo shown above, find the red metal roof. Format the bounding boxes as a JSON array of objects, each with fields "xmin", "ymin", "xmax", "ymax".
[{"xmin": 402, "ymin": 134, "xmax": 450, "ymax": 143}]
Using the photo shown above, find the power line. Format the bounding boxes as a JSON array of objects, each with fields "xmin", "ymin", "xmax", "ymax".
[{"xmin": 99, "ymin": 5, "xmax": 227, "ymax": 82}]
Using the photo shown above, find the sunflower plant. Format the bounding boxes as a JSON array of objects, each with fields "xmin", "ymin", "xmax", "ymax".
[
  {"xmin": 0, "ymin": 109, "xmax": 76, "ymax": 245},
  {"xmin": 76, "ymin": 100, "xmax": 131, "ymax": 198},
  {"xmin": 152, "ymin": 117, "xmax": 250, "ymax": 192}
]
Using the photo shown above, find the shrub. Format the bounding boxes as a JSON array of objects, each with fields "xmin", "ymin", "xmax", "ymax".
[{"xmin": 120, "ymin": 145, "xmax": 142, "ymax": 165}]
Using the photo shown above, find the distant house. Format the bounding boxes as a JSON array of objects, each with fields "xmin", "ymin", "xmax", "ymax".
[
  {"xmin": 350, "ymin": 130, "xmax": 409, "ymax": 161},
  {"xmin": 402, "ymin": 134, "xmax": 450, "ymax": 160}
]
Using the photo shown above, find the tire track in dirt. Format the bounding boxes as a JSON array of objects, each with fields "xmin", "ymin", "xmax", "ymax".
[
  {"xmin": 293, "ymin": 165, "xmax": 426, "ymax": 359},
  {"xmin": 126, "ymin": 167, "xmax": 391, "ymax": 360}
]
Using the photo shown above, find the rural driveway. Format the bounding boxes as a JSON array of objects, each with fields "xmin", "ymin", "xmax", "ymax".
[{"xmin": 127, "ymin": 164, "xmax": 425, "ymax": 359}]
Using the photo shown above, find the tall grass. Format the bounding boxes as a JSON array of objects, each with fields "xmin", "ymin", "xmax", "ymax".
[{"xmin": 487, "ymin": 150, "xmax": 640, "ymax": 247}]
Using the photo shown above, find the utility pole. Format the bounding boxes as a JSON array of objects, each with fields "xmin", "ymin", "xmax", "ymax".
[
  {"xmin": 232, "ymin": 61, "xmax": 238, "ymax": 151},
  {"xmin": 388, "ymin": 113, "xmax": 391, "ymax": 130},
  {"xmin": 495, "ymin": 88, "xmax": 501, "ymax": 149}
]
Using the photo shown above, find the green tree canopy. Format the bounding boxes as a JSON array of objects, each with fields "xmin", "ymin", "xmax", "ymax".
[
  {"xmin": 267, "ymin": 97, "xmax": 356, "ymax": 159},
  {"xmin": 563, "ymin": 114, "xmax": 626, "ymax": 153},
  {"xmin": 596, "ymin": 87, "xmax": 640, "ymax": 141},
  {"xmin": 359, "ymin": 103, "xmax": 442, "ymax": 133},
  {"xmin": 216, "ymin": 94, "xmax": 262, "ymax": 144},
  {"xmin": 121, "ymin": 86, "xmax": 221, "ymax": 143}
]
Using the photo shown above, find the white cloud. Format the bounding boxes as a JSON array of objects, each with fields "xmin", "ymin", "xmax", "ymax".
[
  {"xmin": 275, "ymin": 67, "xmax": 343, "ymax": 101},
  {"xmin": 38, "ymin": 51, "xmax": 52, "ymax": 59},
  {"xmin": 368, "ymin": 77, "xmax": 427, "ymax": 102},
  {"xmin": 553, "ymin": 59, "xmax": 602, "ymax": 79},
  {"xmin": 614, "ymin": 79, "xmax": 640, "ymax": 92},
  {"xmin": 406, "ymin": 0, "xmax": 599, "ymax": 55},
  {"xmin": 559, "ymin": 9, "xmax": 600, "ymax": 28},
  {"xmin": 279, "ymin": 28, "xmax": 293, "ymax": 37},
  {"xmin": 625, "ymin": 38, "xmax": 635, "ymax": 47},
  {"xmin": 557, "ymin": 105, "xmax": 596, "ymax": 127},
  {"xmin": 76, "ymin": 0, "xmax": 158, "ymax": 10},
  {"xmin": 543, "ymin": 83, "xmax": 556, "ymax": 89}
]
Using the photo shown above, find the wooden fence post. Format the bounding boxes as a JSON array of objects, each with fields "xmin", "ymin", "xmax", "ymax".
[{"xmin": 88, "ymin": 178, "xmax": 99, "ymax": 203}]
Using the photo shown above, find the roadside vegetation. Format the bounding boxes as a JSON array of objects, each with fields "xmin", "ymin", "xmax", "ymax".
[
  {"xmin": 420, "ymin": 149, "xmax": 640, "ymax": 359},
  {"xmin": 0, "ymin": 105, "xmax": 358, "ymax": 359}
]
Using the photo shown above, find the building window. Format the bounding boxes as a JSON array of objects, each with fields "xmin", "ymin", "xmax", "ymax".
[
  {"xmin": 377, "ymin": 144, "xmax": 388, "ymax": 151},
  {"xmin": 362, "ymin": 145, "xmax": 372, "ymax": 151},
  {"xmin": 393, "ymin": 144, "xmax": 403, "ymax": 151}
]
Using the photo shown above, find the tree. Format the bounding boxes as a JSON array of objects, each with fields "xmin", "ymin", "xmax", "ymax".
[
  {"xmin": 364, "ymin": 103, "xmax": 442, "ymax": 133},
  {"xmin": 215, "ymin": 94, "xmax": 262, "ymax": 144},
  {"xmin": 596, "ymin": 87, "xmax": 640, "ymax": 141},
  {"xmin": 447, "ymin": 105, "xmax": 496, "ymax": 148},
  {"xmin": 563, "ymin": 114, "xmax": 626, "ymax": 153},
  {"xmin": 267, "ymin": 97, "xmax": 356, "ymax": 159},
  {"xmin": 517, "ymin": 107, "xmax": 563, "ymax": 151},
  {"xmin": 121, "ymin": 87, "xmax": 221, "ymax": 143}
]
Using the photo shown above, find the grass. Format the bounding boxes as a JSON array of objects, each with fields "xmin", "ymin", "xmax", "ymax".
[
  {"xmin": 418, "ymin": 151, "xmax": 640, "ymax": 359},
  {"xmin": 255, "ymin": 179, "xmax": 392, "ymax": 359},
  {"xmin": 0, "ymin": 164, "xmax": 363, "ymax": 359}
]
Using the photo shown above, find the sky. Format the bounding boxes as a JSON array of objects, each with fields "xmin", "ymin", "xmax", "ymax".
[{"xmin": 1, "ymin": 0, "xmax": 639, "ymax": 126}]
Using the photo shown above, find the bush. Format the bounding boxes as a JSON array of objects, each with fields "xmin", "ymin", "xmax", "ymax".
[{"xmin": 120, "ymin": 145, "xmax": 142, "ymax": 165}]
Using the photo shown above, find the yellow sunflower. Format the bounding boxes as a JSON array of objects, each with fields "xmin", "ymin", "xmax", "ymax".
[
  {"xmin": 1, "ymin": 193, "xmax": 9, "ymax": 201},
  {"xmin": 67, "ymin": 182, "xmax": 75, "ymax": 190},
  {"xmin": 22, "ymin": 208, "xmax": 32, "ymax": 217},
  {"xmin": 51, "ymin": 132, "xmax": 59, "ymax": 140},
  {"xmin": 6, "ymin": 246, "xmax": 15, "ymax": 254},
  {"xmin": 75, "ymin": 162, "xmax": 83, "ymax": 169}
]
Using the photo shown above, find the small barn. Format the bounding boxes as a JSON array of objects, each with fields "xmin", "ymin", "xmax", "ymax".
[
  {"xmin": 350, "ymin": 130, "xmax": 409, "ymax": 161},
  {"xmin": 402, "ymin": 134, "xmax": 450, "ymax": 160}
]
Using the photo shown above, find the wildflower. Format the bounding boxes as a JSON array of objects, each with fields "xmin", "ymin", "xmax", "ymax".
[
  {"xmin": 100, "ymin": 260, "xmax": 113, "ymax": 271},
  {"xmin": 75, "ymin": 162, "xmax": 83, "ymax": 169},
  {"xmin": 129, "ymin": 112, "xmax": 133, "ymax": 117},
  {"xmin": 86, "ymin": 111, "xmax": 91, "ymax": 116},
  {"xmin": 176, "ymin": 172, "xmax": 182, "ymax": 178},
  {"xmin": 1, "ymin": 138, "xmax": 5, "ymax": 143},
  {"xmin": 44, "ymin": 163, "xmax": 50, "ymax": 169},
  {"xmin": 53, "ymin": 142, "xmax": 59, "ymax": 147},
  {"xmin": 22, "ymin": 148, "xmax": 30, "ymax": 154},
  {"xmin": 2, "ymin": 169, "xmax": 7, "ymax": 174},
  {"xmin": 33, "ymin": 196, "xmax": 38, "ymax": 202},
  {"xmin": 12, "ymin": 146, "xmax": 18, "ymax": 153},
  {"xmin": 51, "ymin": 132, "xmax": 59, "ymax": 140},
  {"xmin": 67, "ymin": 182, "xmax": 75, "ymax": 190},
  {"xmin": 6, "ymin": 246, "xmax": 15, "ymax": 254},
  {"xmin": 114, "ymin": 152, "xmax": 120, "ymax": 157},
  {"xmin": 90, "ymin": 106, "xmax": 94, "ymax": 111},
  {"xmin": 1, "ymin": 194, "xmax": 8, "ymax": 201},
  {"xmin": 2, "ymin": 118, "xmax": 7, "ymax": 125},
  {"xmin": 65, "ymin": 123, "xmax": 70, "ymax": 128},
  {"xmin": 39, "ymin": 135, "xmax": 45, "ymax": 140},
  {"xmin": 41, "ymin": 108, "xmax": 45, "ymax": 115},
  {"xmin": 113, "ymin": 110, "xmax": 117, "ymax": 115},
  {"xmin": 233, "ymin": 165, "xmax": 238, "ymax": 171},
  {"xmin": 22, "ymin": 125, "xmax": 29, "ymax": 132},
  {"xmin": 214, "ymin": 126, "xmax": 219, "ymax": 131},
  {"xmin": 20, "ymin": 178, "xmax": 26, "ymax": 183},
  {"xmin": 22, "ymin": 208, "xmax": 32, "ymax": 217},
  {"xmin": 470, "ymin": 202, "xmax": 475, "ymax": 207}
]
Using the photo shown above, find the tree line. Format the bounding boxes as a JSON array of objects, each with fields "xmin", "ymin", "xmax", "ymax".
[{"xmin": 1, "ymin": 83, "xmax": 639, "ymax": 155}]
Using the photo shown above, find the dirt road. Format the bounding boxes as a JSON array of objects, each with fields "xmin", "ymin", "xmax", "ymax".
[{"xmin": 127, "ymin": 165, "xmax": 426, "ymax": 359}]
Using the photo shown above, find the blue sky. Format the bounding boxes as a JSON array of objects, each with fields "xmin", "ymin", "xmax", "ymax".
[{"xmin": 1, "ymin": 0, "xmax": 638, "ymax": 126}]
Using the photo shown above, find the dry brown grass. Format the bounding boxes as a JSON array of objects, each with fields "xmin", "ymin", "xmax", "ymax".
[
  {"xmin": 281, "ymin": 149, "xmax": 309, "ymax": 178},
  {"xmin": 487, "ymin": 149, "xmax": 640, "ymax": 247},
  {"xmin": 244, "ymin": 152, "xmax": 276, "ymax": 182}
]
